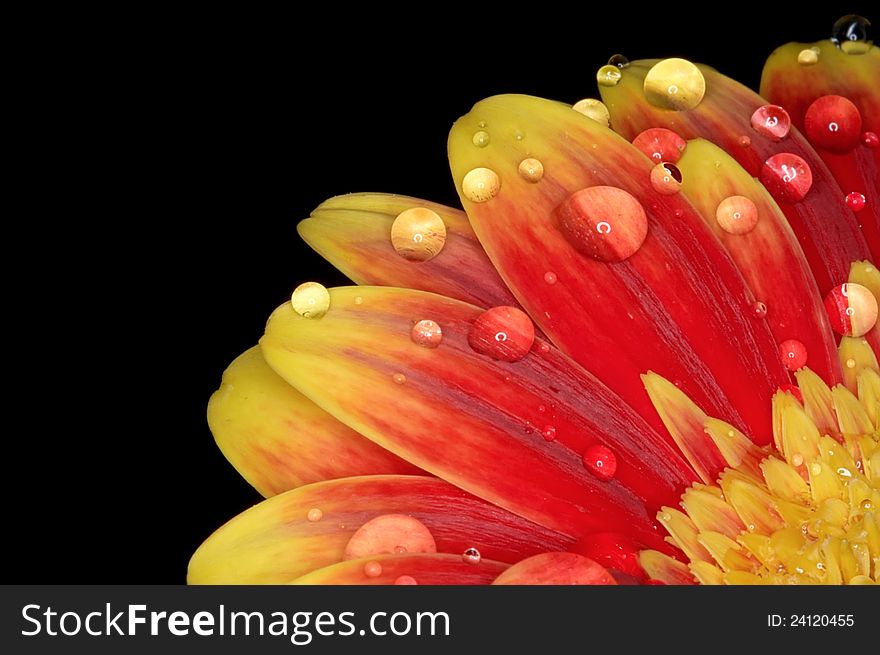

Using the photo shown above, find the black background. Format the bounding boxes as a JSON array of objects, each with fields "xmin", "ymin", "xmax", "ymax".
[{"xmin": 12, "ymin": 7, "xmax": 874, "ymax": 583}]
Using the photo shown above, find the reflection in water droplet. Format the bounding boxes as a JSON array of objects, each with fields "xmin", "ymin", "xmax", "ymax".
[
  {"xmin": 715, "ymin": 195, "xmax": 759, "ymax": 235},
  {"xmin": 411, "ymin": 320, "xmax": 443, "ymax": 348},
  {"xmin": 823, "ymin": 282, "xmax": 878, "ymax": 337},
  {"xmin": 291, "ymin": 282, "xmax": 331, "ymax": 319},
  {"xmin": 751, "ymin": 301, "xmax": 768, "ymax": 319},
  {"xmin": 596, "ymin": 65, "xmax": 622, "ymax": 87},
  {"xmin": 582, "ymin": 444, "xmax": 617, "ymax": 481},
  {"xmin": 760, "ymin": 153, "xmax": 813, "ymax": 202},
  {"xmin": 750, "ymin": 105, "xmax": 791, "ymax": 141},
  {"xmin": 632, "ymin": 127, "xmax": 687, "ymax": 163},
  {"xmin": 518, "ymin": 158, "xmax": 545, "ymax": 183},
  {"xmin": 650, "ymin": 162, "xmax": 682, "ymax": 195},
  {"xmin": 804, "ymin": 95, "xmax": 862, "ymax": 152},
  {"xmin": 572, "ymin": 98, "xmax": 611, "ymax": 127},
  {"xmin": 472, "ymin": 130, "xmax": 490, "ymax": 147},
  {"xmin": 307, "ymin": 508, "xmax": 323, "ymax": 522},
  {"xmin": 797, "ymin": 48, "xmax": 819, "ymax": 65},
  {"xmin": 643, "ymin": 58, "xmax": 706, "ymax": 110},
  {"xmin": 462, "ymin": 167, "xmax": 501, "ymax": 203},
  {"xmin": 543, "ymin": 271, "xmax": 557, "ymax": 285},
  {"xmin": 831, "ymin": 15, "xmax": 873, "ymax": 54},
  {"xmin": 394, "ymin": 575, "xmax": 418, "ymax": 585},
  {"xmin": 779, "ymin": 339, "xmax": 808, "ymax": 371},
  {"xmin": 392, "ymin": 373, "xmax": 407, "ymax": 385},
  {"xmin": 462, "ymin": 548, "xmax": 482, "ymax": 565},
  {"xmin": 845, "ymin": 191, "xmax": 866, "ymax": 212},
  {"xmin": 554, "ymin": 186, "xmax": 648, "ymax": 262},
  {"xmin": 391, "ymin": 207, "xmax": 448, "ymax": 262},
  {"xmin": 608, "ymin": 53, "xmax": 630, "ymax": 69},
  {"xmin": 468, "ymin": 306, "xmax": 535, "ymax": 362},
  {"xmin": 363, "ymin": 561, "xmax": 383, "ymax": 578}
]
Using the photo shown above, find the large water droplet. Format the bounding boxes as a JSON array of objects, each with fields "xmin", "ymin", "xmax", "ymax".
[
  {"xmin": 344, "ymin": 514, "xmax": 437, "ymax": 560},
  {"xmin": 650, "ymin": 162, "xmax": 682, "ymax": 195},
  {"xmin": 572, "ymin": 98, "xmax": 610, "ymax": 127},
  {"xmin": 462, "ymin": 167, "xmax": 500, "ymax": 203},
  {"xmin": 582, "ymin": 444, "xmax": 617, "ymax": 481},
  {"xmin": 542, "ymin": 425, "xmax": 556, "ymax": 442},
  {"xmin": 554, "ymin": 186, "xmax": 648, "ymax": 262},
  {"xmin": 824, "ymin": 282, "xmax": 878, "ymax": 337},
  {"xmin": 363, "ymin": 561, "xmax": 383, "ymax": 578},
  {"xmin": 797, "ymin": 48, "xmax": 819, "ymax": 65},
  {"xmin": 607, "ymin": 54, "xmax": 630, "ymax": 69},
  {"xmin": 291, "ymin": 282, "xmax": 331, "ymax": 319},
  {"xmin": 411, "ymin": 319, "xmax": 443, "ymax": 348},
  {"xmin": 462, "ymin": 547, "xmax": 482, "ymax": 564},
  {"xmin": 394, "ymin": 575, "xmax": 418, "ymax": 585},
  {"xmin": 596, "ymin": 65, "xmax": 622, "ymax": 87},
  {"xmin": 779, "ymin": 339, "xmax": 808, "ymax": 371},
  {"xmin": 643, "ymin": 58, "xmax": 706, "ymax": 111},
  {"xmin": 518, "ymin": 158, "xmax": 545, "ymax": 183},
  {"xmin": 472, "ymin": 130, "xmax": 490, "ymax": 147},
  {"xmin": 307, "ymin": 508, "xmax": 323, "ymax": 522},
  {"xmin": 760, "ymin": 153, "xmax": 813, "ymax": 202},
  {"xmin": 846, "ymin": 191, "xmax": 866, "ymax": 212},
  {"xmin": 632, "ymin": 127, "xmax": 686, "ymax": 163},
  {"xmin": 391, "ymin": 207, "xmax": 447, "ymax": 262},
  {"xmin": 468, "ymin": 306, "xmax": 535, "ymax": 362},
  {"xmin": 804, "ymin": 95, "xmax": 862, "ymax": 152},
  {"xmin": 750, "ymin": 105, "xmax": 791, "ymax": 141},
  {"xmin": 715, "ymin": 195, "xmax": 759, "ymax": 235},
  {"xmin": 831, "ymin": 15, "xmax": 873, "ymax": 54}
]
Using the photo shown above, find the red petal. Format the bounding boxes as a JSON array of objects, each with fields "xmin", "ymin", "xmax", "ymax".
[
  {"xmin": 293, "ymin": 554, "xmax": 507, "ymax": 585},
  {"xmin": 491, "ymin": 552, "xmax": 616, "ymax": 585}
]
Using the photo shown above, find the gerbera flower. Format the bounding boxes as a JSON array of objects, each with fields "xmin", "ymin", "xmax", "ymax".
[{"xmin": 189, "ymin": 17, "xmax": 879, "ymax": 585}]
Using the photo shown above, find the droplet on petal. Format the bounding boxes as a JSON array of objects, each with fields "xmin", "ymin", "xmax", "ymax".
[
  {"xmin": 650, "ymin": 162, "xmax": 682, "ymax": 195},
  {"xmin": 643, "ymin": 58, "xmax": 706, "ymax": 111},
  {"xmin": 632, "ymin": 127, "xmax": 687, "ymax": 163},
  {"xmin": 392, "ymin": 373, "xmax": 407, "ymax": 385},
  {"xmin": 468, "ymin": 306, "xmax": 535, "ymax": 362},
  {"xmin": 543, "ymin": 271, "xmax": 557, "ymax": 285},
  {"xmin": 738, "ymin": 135, "xmax": 751, "ymax": 147},
  {"xmin": 291, "ymin": 282, "xmax": 331, "ymax": 319},
  {"xmin": 572, "ymin": 98, "xmax": 611, "ymax": 127},
  {"xmin": 750, "ymin": 105, "xmax": 791, "ymax": 141},
  {"xmin": 715, "ymin": 195, "xmax": 759, "ymax": 235},
  {"xmin": 845, "ymin": 358, "xmax": 856, "ymax": 369},
  {"xmin": 596, "ymin": 65, "xmax": 622, "ymax": 87},
  {"xmin": 307, "ymin": 508, "xmax": 323, "ymax": 522},
  {"xmin": 554, "ymin": 186, "xmax": 648, "ymax": 262},
  {"xmin": 363, "ymin": 561, "xmax": 383, "ymax": 578},
  {"xmin": 823, "ymin": 282, "xmax": 878, "ymax": 337},
  {"xmin": 607, "ymin": 53, "xmax": 630, "ymax": 69},
  {"xmin": 390, "ymin": 207, "xmax": 447, "ymax": 262},
  {"xmin": 344, "ymin": 514, "xmax": 437, "ymax": 560},
  {"xmin": 411, "ymin": 320, "xmax": 443, "ymax": 348},
  {"xmin": 845, "ymin": 191, "xmax": 866, "ymax": 212},
  {"xmin": 779, "ymin": 339, "xmax": 808, "ymax": 371},
  {"xmin": 862, "ymin": 131, "xmax": 879, "ymax": 148},
  {"xmin": 803, "ymin": 95, "xmax": 862, "ymax": 152},
  {"xmin": 462, "ymin": 548, "xmax": 482, "ymax": 564},
  {"xmin": 797, "ymin": 48, "xmax": 819, "ymax": 65},
  {"xmin": 760, "ymin": 153, "xmax": 813, "ymax": 203},
  {"xmin": 542, "ymin": 425, "xmax": 557, "ymax": 442},
  {"xmin": 472, "ymin": 130, "xmax": 490, "ymax": 147},
  {"xmin": 752, "ymin": 301, "xmax": 768, "ymax": 319},
  {"xmin": 394, "ymin": 575, "xmax": 418, "ymax": 585},
  {"xmin": 462, "ymin": 167, "xmax": 500, "ymax": 203},
  {"xmin": 831, "ymin": 15, "xmax": 873, "ymax": 54},
  {"xmin": 518, "ymin": 158, "xmax": 545, "ymax": 183},
  {"xmin": 582, "ymin": 444, "xmax": 617, "ymax": 481}
]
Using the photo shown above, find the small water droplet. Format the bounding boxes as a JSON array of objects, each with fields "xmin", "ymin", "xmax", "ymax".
[
  {"xmin": 477, "ymin": 120, "xmax": 487, "ymax": 129},
  {"xmin": 462, "ymin": 547, "xmax": 481, "ymax": 564},
  {"xmin": 391, "ymin": 207, "xmax": 447, "ymax": 262},
  {"xmin": 607, "ymin": 53, "xmax": 630, "ymax": 69},
  {"xmin": 816, "ymin": 561, "xmax": 826, "ymax": 571},
  {"xmin": 846, "ymin": 358, "xmax": 856, "ymax": 369},
  {"xmin": 738, "ymin": 135, "xmax": 751, "ymax": 147},
  {"xmin": 673, "ymin": 208, "xmax": 683, "ymax": 218},
  {"xmin": 660, "ymin": 512, "xmax": 671, "ymax": 522},
  {"xmin": 394, "ymin": 575, "xmax": 418, "ymax": 585},
  {"xmin": 837, "ymin": 467, "xmax": 852, "ymax": 478},
  {"xmin": 392, "ymin": 373, "xmax": 407, "ymax": 385},
  {"xmin": 797, "ymin": 48, "xmax": 819, "ymax": 65},
  {"xmin": 750, "ymin": 105, "xmax": 792, "ymax": 141},
  {"xmin": 747, "ymin": 523, "xmax": 755, "ymax": 532},
  {"xmin": 779, "ymin": 339, "xmax": 808, "ymax": 371},
  {"xmin": 760, "ymin": 153, "xmax": 813, "ymax": 202},
  {"xmin": 518, "ymin": 158, "xmax": 544, "ymax": 183},
  {"xmin": 538, "ymin": 343, "xmax": 550, "ymax": 354},
  {"xmin": 354, "ymin": 296, "xmax": 363, "ymax": 305},
  {"xmin": 393, "ymin": 545, "xmax": 408, "ymax": 554},
  {"xmin": 792, "ymin": 453, "xmax": 804, "ymax": 467},
  {"xmin": 810, "ymin": 462, "xmax": 822, "ymax": 475},
  {"xmin": 831, "ymin": 15, "xmax": 873, "ymax": 54},
  {"xmin": 542, "ymin": 425, "xmax": 556, "ymax": 442},
  {"xmin": 845, "ymin": 191, "xmax": 866, "ymax": 212},
  {"xmin": 291, "ymin": 282, "xmax": 331, "ymax": 319},
  {"xmin": 632, "ymin": 128, "xmax": 687, "ymax": 163},
  {"xmin": 554, "ymin": 186, "xmax": 648, "ymax": 262},
  {"xmin": 468, "ymin": 306, "xmax": 535, "ymax": 362},
  {"xmin": 411, "ymin": 319, "xmax": 443, "ymax": 348},
  {"xmin": 582, "ymin": 444, "xmax": 617, "ymax": 481},
  {"xmin": 862, "ymin": 131, "xmax": 879, "ymax": 148},
  {"xmin": 650, "ymin": 162, "xmax": 682, "ymax": 195},
  {"xmin": 462, "ymin": 167, "xmax": 501, "ymax": 203},
  {"xmin": 752, "ymin": 301, "xmax": 768, "ymax": 319},
  {"xmin": 716, "ymin": 195, "xmax": 759, "ymax": 235},
  {"xmin": 307, "ymin": 508, "xmax": 323, "ymax": 522},
  {"xmin": 824, "ymin": 282, "xmax": 878, "ymax": 337},
  {"xmin": 363, "ymin": 561, "xmax": 383, "ymax": 578},
  {"xmin": 596, "ymin": 65, "xmax": 622, "ymax": 87},
  {"xmin": 472, "ymin": 130, "xmax": 490, "ymax": 147},
  {"xmin": 643, "ymin": 58, "xmax": 706, "ymax": 110},
  {"xmin": 804, "ymin": 95, "xmax": 862, "ymax": 152},
  {"xmin": 543, "ymin": 271, "xmax": 557, "ymax": 285},
  {"xmin": 572, "ymin": 98, "xmax": 611, "ymax": 127}
]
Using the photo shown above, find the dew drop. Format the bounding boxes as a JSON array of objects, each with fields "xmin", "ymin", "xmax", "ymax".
[
  {"xmin": 543, "ymin": 271, "xmax": 557, "ymax": 285},
  {"xmin": 468, "ymin": 306, "xmax": 535, "ymax": 362},
  {"xmin": 291, "ymin": 282, "xmax": 331, "ymax": 319},
  {"xmin": 393, "ymin": 545, "xmax": 408, "ymax": 554},
  {"xmin": 363, "ymin": 561, "xmax": 383, "ymax": 578},
  {"xmin": 760, "ymin": 153, "xmax": 813, "ymax": 203},
  {"xmin": 477, "ymin": 120, "xmax": 487, "ymax": 128},
  {"xmin": 715, "ymin": 195, "xmax": 759, "ymax": 235},
  {"xmin": 607, "ymin": 53, "xmax": 630, "ymax": 69},
  {"xmin": 472, "ymin": 130, "xmax": 490, "ymax": 147},
  {"xmin": 845, "ymin": 191, "xmax": 866, "ymax": 212},
  {"xmin": 307, "ymin": 508, "xmax": 323, "ymax": 522},
  {"xmin": 750, "ymin": 105, "xmax": 791, "ymax": 141},
  {"xmin": 792, "ymin": 453, "xmax": 804, "ymax": 467},
  {"xmin": 542, "ymin": 425, "xmax": 557, "ymax": 442},
  {"xmin": 392, "ymin": 373, "xmax": 407, "ymax": 385},
  {"xmin": 345, "ymin": 514, "xmax": 437, "ymax": 560},
  {"xmin": 860, "ymin": 499, "xmax": 873, "ymax": 510},
  {"xmin": 391, "ymin": 207, "xmax": 447, "ymax": 262},
  {"xmin": 538, "ymin": 343, "xmax": 550, "ymax": 354},
  {"xmin": 751, "ymin": 301, "xmax": 768, "ymax": 319},
  {"xmin": 738, "ymin": 135, "xmax": 751, "ymax": 147},
  {"xmin": 462, "ymin": 548, "xmax": 481, "ymax": 565},
  {"xmin": 846, "ymin": 358, "xmax": 856, "ymax": 369},
  {"xmin": 572, "ymin": 98, "xmax": 611, "ymax": 127},
  {"xmin": 797, "ymin": 48, "xmax": 819, "ymax": 65},
  {"xmin": 837, "ymin": 467, "xmax": 852, "ymax": 478},
  {"xmin": 518, "ymin": 158, "xmax": 545, "ymax": 183},
  {"xmin": 810, "ymin": 462, "xmax": 822, "ymax": 476},
  {"xmin": 596, "ymin": 65, "xmax": 622, "ymax": 87},
  {"xmin": 411, "ymin": 319, "xmax": 443, "ymax": 348},
  {"xmin": 650, "ymin": 162, "xmax": 682, "ymax": 195},
  {"xmin": 354, "ymin": 296, "xmax": 363, "ymax": 305},
  {"xmin": 804, "ymin": 95, "xmax": 862, "ymax": 152},
  {"xmin": 462, "ymin": 167, "xmax": 500, "ymax": 203},
  {"xmin": 394, "ymin": 575, "xmax": 418, "ymax": 585},
  {"xmin": 632, "ymin": 127, "xmax": 687, "ymax": 163},
  {"xmin": 779, "ymin": 339, "xmax": 807, "ymax": 371},
  {"xmin": 823, "ymin": 282, "xmax": 878, "ymax": 337},
  {"xmin": 831, "ymin": 15, "xmax": 873, "ymax": 54},
  {"xmin": 643, "ymin": 58, "xmax": 706, "ymax": 110},
  {"xmin": 862, "ymin": 131, "xmax": 879, "ymax": 148},
  {"xmin": 554, "ymin": 186, "xmax": 648, "ymax": 262},
  {"xmin": 582, "ymin": 444, "xmax": 617, "ymax": 481}
]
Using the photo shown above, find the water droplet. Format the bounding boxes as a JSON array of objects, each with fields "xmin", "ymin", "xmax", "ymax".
[
  {"xmin": 660, "ymin": 512, "xmax": 671, "ymax": 522},
  {"xmin": 632, "ymin": 127, "xmax": 687, "ymax": 163},
  {"xmin": 797, "ymin": 48, "xmax": 819, "ymax": 65},
  {"xmin": 538, "ymin": 343, "xmax": 550, "ymax": 354},
  {"xmin": 750, "ymin": 105, "xmax": 792, "ymax": 141},
  {"xmin": 514, "ymin": 131, "xmax": 524, "ymax": 141},
  {"xmin": 831, "ymin": 15, "xmax": 873, "ymax": 54},
  {"xmin": 468, "ymin": 306, "xmax": 535, "ymax": 362},
  {"xmin": 462, "ymin": 547, "xmax": 481, "ymax": 564},
  {"xmin": 345, "ymin": 514, "xmax": 437, "ymax": 561},
  {"xmin": 542, "ymin": 425, "xmax": 556, "ymax": 442},
  {"xmin": 824, "ymin": 282, "xmax": 878, "ymax": 337},
  {"xmin": 393, "ymin": 545, "xmax": 408, "ymax": 554},
  {"xmin": 752, "ymin": 301, "xmax": 768, "ymax": 319},
  {"xmin": 392, "ymin": 373, "xmax": 407, "ymax": 385},
  {"xmin": 747, "ymin": 523, "xmax": 756, "ymax": 532},
  {"xmin": 363, "ymin": 561, "xmax": 383, "ymax": 578},
  {"xmin": 860, "ymin": 499, "xmax": 873, "ymax": 510},
  {"xmin": 846, "ymin": 191, "xmax": 866, "ymax": 212},
  {"xmin": 554, "ymin": 186, "xmax": 648, "ymax": 262},
  {"xmin": 582, "ymin": 444, "xmax": 617, "ymax": 481},
  {"xmin": 650, "ymin": 162, "xmax": 682, "ymax": 195},
  {"xmin": 291, "ymin": 282, "xmax": 331, "ymax": 319},
  {"xmin": 411, "ymin": 319, "xmax": 443, "ymax": 348},
  {"xmin": 607, "ymin": 53, "xmax": 630, "ymax": 69},
  {"xmin": 862, "ymin": 131, "xmax": 879, "ymax": 148},
  {"xmin": 715, "ymin": 195, "xmax": 759, "ymax": 235},
  {"xmin": 846, "ymin": 358, "xmax": 856, "ymax": 369},
  {"xmin": 738, "ymin": 135, "xmax": 751, "ymax": 147},
  {"xmin": 477, "ymin": 120, "xmax": 487, "ymax": 128},
  {"xmin": 307, "ymin": 508, "xmax": 323, "ymax": 522},
  {"xmin": 391, "ymin": 207, "xmax": 447, "ymax": 262},
  {"xmin": 760, "ymin": 153, "xmax": 813, "ymax": 203},
  {"xmin": 837, "ymin": 467, "xmax": 852, "ymax": 478},
  {"xmin": 643, "ymin": 58, "xmax": 706, "ymax": 110},
  {"xmin": 518, "ymin": 158, "xmax": 544, "ymax": 183},
  {"xmin": 462, "ymin": 167, "xmax": 500, "ymax": 203},
  {"xmin": 792, "ymin": 453, "xmax": 804, "ymax": 467},
  {"xmin": 804, "ymin": 95, "xmax": 862, "ymax": 152},
  {"xmin": 779, "ymin": 339, "xmax": 807, "ymax": 371},
  {"xmin": 394, "ymin": 575, "xmax": 418, "ymax": 585},
  {"xmin": 354, "ymin": 296, "xmax": 363, "ymax": 305},
  {"xmin": 543, "ymin": 271, "xmax": 557, "ymax": 285},
  {"xmin": 572, "ymin": 98, "xmax": 610, "ymax": 127},
  {"xmin": 810, "ymin": 462, "xmax": 822, "ymax": 475},
  {"xmin": 472, "ymin": 130, "xmax": 490, "ymax": 147},
  {"xmin": 596, "ymin": 65, "xmax": 622, "ymax": 87}
]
